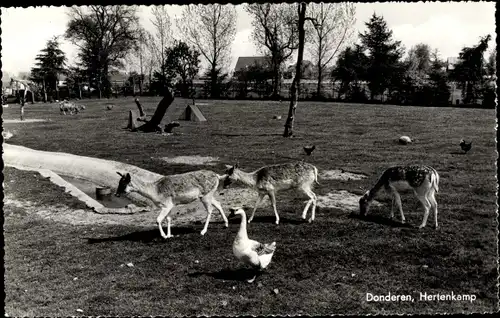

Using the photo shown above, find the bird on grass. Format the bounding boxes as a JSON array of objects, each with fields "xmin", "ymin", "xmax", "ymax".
[
  {"xmin": 229, "ymin": 207, "xmax": 276, "ymax": 283},
  {"xmin": 460, "ymin": 139, "xmax": 472, "ymax": 154},
  {"xmin": 303, "ymin": 145, "xmax": 316, "ymax": 156}
]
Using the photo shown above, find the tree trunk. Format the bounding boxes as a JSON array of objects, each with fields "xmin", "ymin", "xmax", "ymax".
[
  {"xmin": 284, "ymin": 3, "xmax": 306, "ymax": 138},
  {"xmin": 98, "ymin": 84, "xmax": 102, "ymax": 99},
  {"xmin": 316, "ymin": 66, "xmax": 323, "ymax": 99},
  {"xmin": 134, "ymin": 87, "xmax": 174, "ymax": 133},
  {"xmin": 210, "ymin": 66, "xmax": 218, "ymax": 99},
  {"xmin": 78, "ymin": 83, "xmax": 82, "ymax": 99},
  {"xmin": 55, "ymin": 79, "xmax": 60, "ymax": 101},
  {"xmin": 272, "ymin": 60, "xmax": 281, "ymax": 99},
  {"xmin": 42, "ymin": 79, "xmax": 48, "ymax": 103}
]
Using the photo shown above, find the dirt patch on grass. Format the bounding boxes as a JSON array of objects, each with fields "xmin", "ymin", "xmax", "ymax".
[
  {"xmin": 2, "ymin": 187, "xmax": 265, "ymax": 229},
  {"xmin": 320, "ymin": 169, "xmax": 367, "ymax": 181},
  {"xmin": 160, "ymin": 155, "xmax": 220, "ymax": 166},
  {"xmin": 3, "ymin": 119, "xmax": 48, "ymax": 123},
  {"xmin": 313, "ymin": 190, "xmax": 381, "ymax": 211}
]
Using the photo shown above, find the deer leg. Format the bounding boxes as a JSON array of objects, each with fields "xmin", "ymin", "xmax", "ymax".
[
  {"xmin": 392, "ymin": 191, "xmax": 405, "ymax": 223},
  {"xmin": 416, "ymin": 194, "xmax": 431, "ymax": 229},
  {"xmin": 211, "ymin": 198, "xmax": 228, "ymax": 228},
  {"xmin": 309, "ymin": 190, "xmax": 317, "ymax": 223},
  {"xmin": 157, "ymin": 199, "xmax": 174, "ymax": 239},
  {"xmin": 268, "ymin": 191, "xmax": 280, "ymax": 225},
  {"xmin": 428, "ymin": 191, "xmax": 439, "ymax": 229},
  {"xmin": 200, "ymin": 196, "xmax": 214, "ymax": 236},
  {"xmin": 248, "ymin": 192, "xmax": 265, "ymax": 224},
  {"xmin": 301, "ymin": 186, "xmax": 317, "ymax": 223}
]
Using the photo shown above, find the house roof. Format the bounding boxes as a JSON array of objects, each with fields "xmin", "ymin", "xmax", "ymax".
[{"xmin": 234, "ymin": 56, "xmax": 271, "ymax": 72}]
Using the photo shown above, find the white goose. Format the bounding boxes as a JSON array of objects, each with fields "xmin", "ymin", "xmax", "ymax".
[{"xmin": 229, "ymin": 207, "xmax": 277, "ymax": 283}]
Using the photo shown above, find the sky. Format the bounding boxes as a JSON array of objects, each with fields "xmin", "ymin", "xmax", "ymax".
[{"xmin": 0, "ymin": 2, "xmax": 496, "ymax": 78}]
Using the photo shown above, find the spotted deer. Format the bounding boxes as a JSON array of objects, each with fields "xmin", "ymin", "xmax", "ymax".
[
  {"xmin": 115, "ymin": 170, "xmax": 229, "ymax": 239},
  {"xmin": 359, "ymin": 165, "xmax": 440, "ymax": 229},
  {"xmin": 223, "ymin": 162, "xmax": 319, "ymax": 225}
]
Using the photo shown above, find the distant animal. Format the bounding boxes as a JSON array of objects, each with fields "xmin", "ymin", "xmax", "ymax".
[
  {"xmin": 398, "ymin": 136, "xmax": 413, "ymax": 145},
  {"xmin": 106, "ymin": 104, "xmax": 114, "ymax": 110},
  {"xmin": 115, "ymin": 170, "xmax": 229, "ymax": 239},
  {"xmin": 223, "ymin": 161, "xmax": 319, "ymax": 224},
  {"xmin": 460, "ymin": 139, "xmax": 472, "ymax": 154},
  {"xmin": 60, "ymin": 100, "xmax": 85, "ymax": 115},
  {"xmin": 164, "ymin": 121, "xmax": 181, "ymax": 133},
  {"xmin": 273, "ymin": 115, "xmax": 282, "ymax": 120},
  {"xmin": 229, "ymin": 207, "xmax": 276, "ymax": 283},
  {"xmin": 359, "ymin": 165, "xmax": 440, "ymax": 229},
  {"xmin": 303, "ymin": 145, "xmax": 316, "ymax": 156}
]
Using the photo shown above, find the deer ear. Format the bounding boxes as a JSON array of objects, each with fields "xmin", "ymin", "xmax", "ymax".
[
  {"xmin": 224, "ymin": 164, "xmax": 232, "ymax": 169},
  {"xmin": 117, "ymin": 172, "xmax": 123, "ymax": 177},
  {"xmin": 125, "ymin": 173, "xmax": 131, "ymax": 180}
]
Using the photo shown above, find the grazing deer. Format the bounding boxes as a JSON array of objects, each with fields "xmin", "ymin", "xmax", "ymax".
[
  {"xmin": 60, "ymin": 100, "xmax": 84, "ymax": 115},
  {"xmin": 223, "ymin": 162, "xmax": 319, "ymax": 224},
  {"xmin": 115, "ymin": 170, "xmax": 229, "ymax": 239},
  {"xmin": 359, "ymin": 165, "xmax": 440, "ymax": 229}
]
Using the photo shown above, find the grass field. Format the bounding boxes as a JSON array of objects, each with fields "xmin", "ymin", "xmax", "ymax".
[{"xmin": 2, "ymin": 97, "xmax": 498, "ymax": 315}]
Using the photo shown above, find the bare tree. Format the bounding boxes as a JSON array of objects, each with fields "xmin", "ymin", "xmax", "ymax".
[
  {"xmin": 125, "ymin": 28, "xmax": 149, "ymax": 95},
  {"xmin": 307, "ymin": 3, "xmax": 355, "ymax": 98},
  {"xmin": 65, "ymin": 5, "xmax": 141, "ymax": 98},
  {"xmin": 150, "ymin": 5, "xmax": 173, "ymax": 93},
  {"xmin": 178, "ymin": 4, "xmax": 237, "ymax": 98},
  {"xmin": 142, "ymin": 31, "xmax": 159, "ymax": 93},
  {"xmin": 246, "ymin": 3, "xmax": 298, "ymax": 99},
  {"xmin": 284, "ymin": 3, "xmax": 306, "ymax": 137}
]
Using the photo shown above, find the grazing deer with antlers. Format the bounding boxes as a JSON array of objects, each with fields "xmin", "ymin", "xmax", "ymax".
[
  {"xmin": 223, "ymin": 162, "xmax": 319, "ymax": 225},
  {"xmin": 115, "ymin": 170, "xmax": 229, "ymax": 239},
  {"xmin": 359, "ymin": 165, "xmax": 440, "ymax": 229}
]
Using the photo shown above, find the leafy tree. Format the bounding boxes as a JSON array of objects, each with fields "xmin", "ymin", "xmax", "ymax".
[
  {"xmin": 485, "ymin": 47, "xmax": 496, "ymax": 77},
  {"xmin": 65, "ymin": 5, "xmax": 142, "ymax": 98},
  {"xmin": 164, "ymin": 41, "xmax": 201, "ymax": 98},
  {"xmin": 482, "ymin": 48, "xmax": 496, "ymax": 108},
  {"xmin": 405, "ymin": 43, "xmax": 431, "ymax": 87},
  {"xmin": 359, "ymin": 13, "xmax": 404, "ymax": 100},
  {"xmin": 234, "ymin": 61, "xmax": 273, "ymax": 98},
  {"xmin": 125, "ymin": 71, "xmax": 145, "ymax": 96},
  {"xmin": 30, "ymin": 36, "xmax": 67, "ymax": 102},
  {"xmin": 179, "ymin": 4, "xmax": 237, "ymax": 99},
  {"xmin": 287, "ymin": 60, "xmax": 316, "ymax": 79},
  {"xmin": 450, "ymin": 34, "xmax": 491, "ymax": 104},
  {"xmin": 307, "ymin": 3, "xmax": 355, "ymax": 98},
  {"xmin": 246, "ymin": 3, "xmax": 299, "ymax": 99},
  {"xmin": 65, "ymin": 65, "xmax": 87, "ymax": 99},
  {"xmin": 427, "ymin": 50, "xmax": 450, "ymax": 106},
  {"xmin": 332, "ymin": 45, "xmax": 369, "ymax": 101}
]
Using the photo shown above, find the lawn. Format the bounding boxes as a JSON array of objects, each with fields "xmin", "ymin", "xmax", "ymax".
[{"xmin": 2, "ymin": 97, "xmax": 498, "ymax": 315}]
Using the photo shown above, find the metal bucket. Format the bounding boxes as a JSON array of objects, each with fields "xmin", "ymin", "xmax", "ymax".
[{"xmin": 96, "ymin": 186, "xmax": 112, "ymax": 201}]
